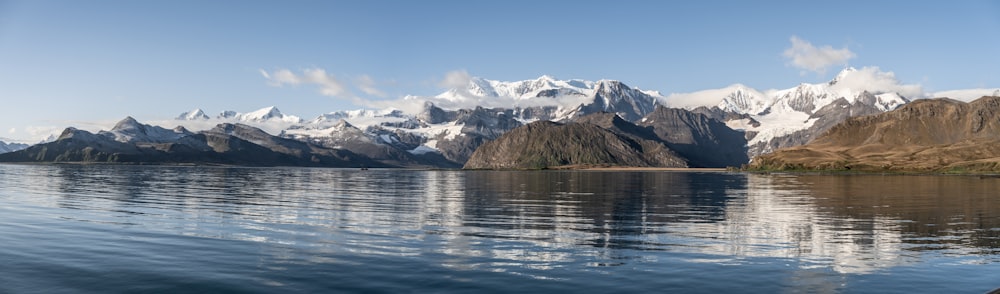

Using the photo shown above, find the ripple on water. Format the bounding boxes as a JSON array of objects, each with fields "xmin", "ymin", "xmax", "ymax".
[{"xmin": 1, "ymin": 166, "xmax": 1000, "ymax": 293}]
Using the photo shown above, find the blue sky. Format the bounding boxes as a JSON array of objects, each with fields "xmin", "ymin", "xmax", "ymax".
[{"xmin": 1, "ymin": 0, "xmax": 998, "ymax": 141}]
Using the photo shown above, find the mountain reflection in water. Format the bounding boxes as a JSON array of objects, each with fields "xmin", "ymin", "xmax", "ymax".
[{"xmin": 1, "ymin": 165, "xmax": 998, "ymax": 293}]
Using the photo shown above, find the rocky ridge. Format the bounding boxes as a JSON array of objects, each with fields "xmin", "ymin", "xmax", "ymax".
[
  {"xmin": 463, "ymin": 119, "xmax": 687, "ymax": 169},
  {"xmin": 0, "ymin": 117, "xmax": 386, "ymax": 167}
]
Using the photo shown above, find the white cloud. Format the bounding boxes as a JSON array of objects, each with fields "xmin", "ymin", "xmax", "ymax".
[
  {"xmin": 26, "ymin": 125, "xmax": 67, "ymax": 141},
  {"xmin": 783, "ymin": 36, "xmax": 856, "ymax": 75},
  {"xmin": 304, "ymin": 68, "xmax": 346, "ymax": 96},
  {"xmin": 931, "ymin": 88, "xmax": 1000, "ymax": 102},
  {"xmin": 439, "ymin": 70, "xmax": 471, "ymax": 89},
  {"xmin": 356, "ymin": 75, "xmax": 386, "ymax": 97},
  {"xmin": 7, "ymin": 127, "xmax": 14, "ymax": 134},
  {"xmin": 830, "ymin": 66, "xmax": 924, "ymax": 99},
  {"xmin": 260, "ymin": 68, "xmax": 347, "ymax": 97},
  {"xmin": 260, "ymin": 69, "xmax": 301, "ymax": 86},
  {"xmin": 661, "ymin": 84, "xmax": 766, "ymax": 109}
]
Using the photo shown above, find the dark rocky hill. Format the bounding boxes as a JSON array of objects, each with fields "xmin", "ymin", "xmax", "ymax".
[
  {"xmin": 463, "ymin": 120, "xmax": 687, "ymax": 169},
  {"xmin": 638, "ymin": 106, "xmax": 749, "ymax": 167}
]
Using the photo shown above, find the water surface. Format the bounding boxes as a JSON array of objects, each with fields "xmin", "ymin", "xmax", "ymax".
[{"xmin": 1, "ymin": 165, "xmax": 999, "ymax": 293}]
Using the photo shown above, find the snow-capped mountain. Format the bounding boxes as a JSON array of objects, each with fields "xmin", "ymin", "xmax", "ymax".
[
  {"xmin": 177, "ymin": 108, "xmax": 209, "ymax": 120},
  {"xmin": 665, "ymin": 67, "xmax": 914, "ymax": 158},
  {"xmin": 217, "ymin": 106, "xmax": 302, "ymax": 123},
  {"xmin": 575, "ymin": 79, "xmax": 661, "ymax": 121},
  {"xmin": 99, "ymin": 116, "xmax": 192, "ymax": 144},
  {"xmin": 144, "ymin": 69, "xmax": 995, "ymax": 167},
  {"xmin": 434, "ymin": 75, "xmax": 663, "ymax": 121},
  {"xmin": 708, "ymin": 68, "xmax": 908, "ymax": 117},
  {"xmin": 715, "ymin": 85, "xmax": 770, "ymax": 115},
  {"xmin": 0, "ymin": 139, "xmax": 29, "ymax": 154},
  {"xmin": 175, "ymin": 71, "xmax": 927, "ymax": 165},
  {"xmin": 310, "ymin": 109, "xmax": 407, "ymax": 123},
  {"xmin": 261, "ymin": 76, "xmax": 666, "ymax": 165},
  {"xmin": 16, "ymin": 65, "xmax": 998, "ymax": 168},
  {"xmin": 437, "ymin": 75, "xmax": 592, "ymax": 101}
]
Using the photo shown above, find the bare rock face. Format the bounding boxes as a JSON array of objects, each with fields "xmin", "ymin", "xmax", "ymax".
[
  {"xmin": 639, "ymin": 106, "xmax": 749, "ymax": 168},
  {"xmin": 463, "ymin": 120, "xmax": 687, "ymax": 169},
  {"xmin": 747, "ymin": 96, "xmax": 1000, "ymax": 172},
  {"xmin": 574, "ymin": 80, "xmax": 660, "ymax": 122}
]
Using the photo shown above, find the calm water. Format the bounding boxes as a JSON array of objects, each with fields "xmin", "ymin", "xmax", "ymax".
[{"xmin": 1, "ymin": 165, "xmax": 999, "ymax": 293}]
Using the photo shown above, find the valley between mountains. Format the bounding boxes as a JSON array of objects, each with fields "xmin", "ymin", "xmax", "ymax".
[{"xmin": 2, "ymin": 68, "xmax": 999, "ymax": 172}]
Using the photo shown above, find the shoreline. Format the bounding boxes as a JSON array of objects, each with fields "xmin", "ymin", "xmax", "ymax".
[
  {"xmin": 537, "ymin": 164, "xmax": 731, "ymax": 172},
  {"xmin": 562, "ymin": 167, "xmax": 729, "ymax": 172},
  {"xmin": 5, "ymin": 161, "xmax": 997, "ymax": 175}
]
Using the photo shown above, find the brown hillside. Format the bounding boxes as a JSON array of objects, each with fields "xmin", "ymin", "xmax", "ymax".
[{"xmin": 747, "ymin": 96, "xmax": 1000, "ymax": 172}]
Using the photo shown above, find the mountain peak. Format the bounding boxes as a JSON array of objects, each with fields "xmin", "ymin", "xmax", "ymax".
[
  {"xmin": 593, "ymin": 80, "xmax": 627, "ymax": 92},
  {"xmin": 177, "ymin": 108, "xmax": 209, "ymax": 120},
  {"xmin": 830, "ymin": 67, "xmax": 858, "ymax": 85},
  {"xmin": 718, "ymin": 85, "xmax": 767, "ymax": 114},
  {"xmin": 252, "ymin": 106, "xmax": 281, "ymax": 117},
  {"xmin": 112, "ymin": 116, "xmax": 142, "ymax": 131},
  {"xmin": 536, "ymin": 75, "xmax": 557, "ymax": 82},
  {"xmin": 334, "ymin": 119, "xmax": 355, "ymax": 129},
  {"xmin": 57, "ymin": 127, "xmax": 84, "ymax": 140},
  {"xmin": 217, "ymin": 106, "xmax": 302, "ymax": 123},
  {"xmin": 103, "ymin": 116, "xmax": 192, "ymax": 143}
]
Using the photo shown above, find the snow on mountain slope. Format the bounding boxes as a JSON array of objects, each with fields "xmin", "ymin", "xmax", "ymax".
[
  {"xmin": 282, "ymin": 119, "xmax": 372, "ymax": 147},
  {"xmin": 155, "ymin": 69, "xmax": 994, "ymax": 165},
  {"xmin": 171, "ymin": 71, "xmax": 921, "ymax": 163},
  {"xmin": 308, "ymin": 108, "xmax": 413, "ymax": 130},
  {"xmin": 430, "ymin": 75, "xmax": 662, "ymax": 121},
  {"xmin": 100, "ymin": 116, "xmax": 191, "ymax": 143},
  {"xmin": 283, "ymin": 108, "xmax": 462, "ymax": 153},
  {"xmin": 663, "ymin": 67, "xmax": 916, "ymax": 151},
  {"xmin": 166, "ymin": 106, "xmax": 307, "ymax": 137},
  {"xmin": 660, "ymin": 84, "xmax": 770, "ymax": 115},
  {"xmin": 217, "ymin": 106, "xmax": 302, "ymax": 123},
  {"xmin": 437, "ymin": 75, "xmax": 594, "ymax": 102},
  {"xmin": 311, "ymin": 109, "xmax": 405, "ymax": 122},
  {"xmin": 274, "ymin": 75, "xmax": 664, "ymax": 161},
  {"xmin": 177, "ymin": 108, "xmax": 209, "ymax": 120}
]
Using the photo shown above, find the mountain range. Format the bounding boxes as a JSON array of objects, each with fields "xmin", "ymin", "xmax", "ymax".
[
  {"xmin": 2, "ymin": 68, "xmax": 997, "ymax": 169},
  {"xmin": 0, "ymin": 117, "xmax": 388, "ymax": 167},
  {"xmin": 0, "ymin": 139, "xmax": 29, "ymax": 154}
]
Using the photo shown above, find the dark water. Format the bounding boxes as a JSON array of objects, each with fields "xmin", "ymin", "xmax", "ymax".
[{"xmin": 1, "ymin": 165, "xmax": 999, "ymax": 293}]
